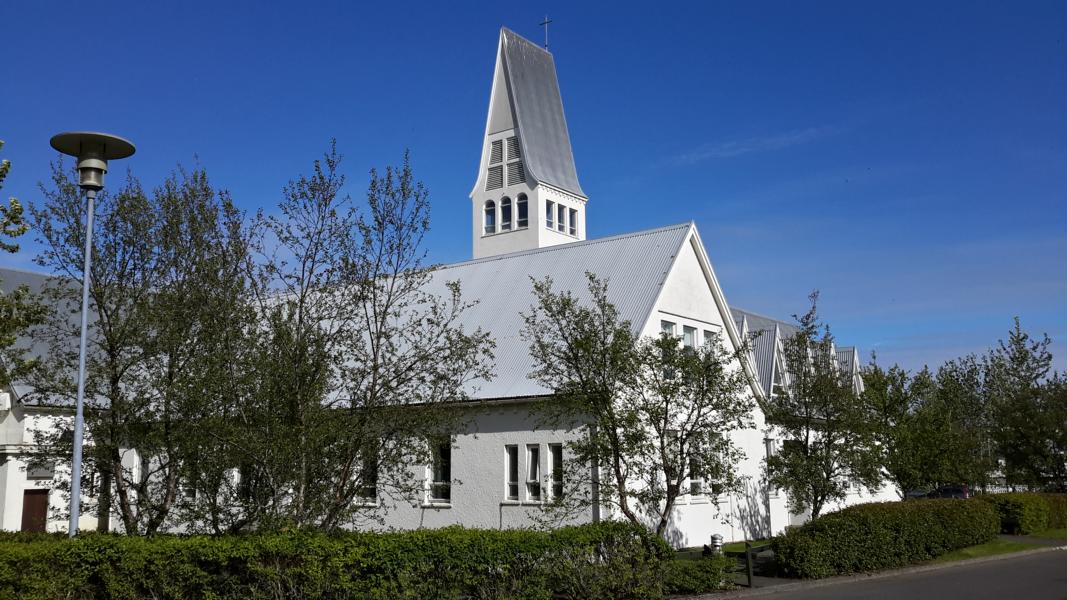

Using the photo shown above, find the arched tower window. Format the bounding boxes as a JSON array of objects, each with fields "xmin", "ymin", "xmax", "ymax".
[
  {"xmin": 500, "ymin": 197, "xmax": 512, "ymax": 231},
  {"xmin": 484, "ymin": 200, "xmax": 496, "ymax": 235},
  {"xmin": 516, "ymin": 194, "xmax": 528, "ymax": 228}
]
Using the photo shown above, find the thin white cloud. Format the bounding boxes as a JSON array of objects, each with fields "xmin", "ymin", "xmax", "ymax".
[{"xmin": 670, "ymin": 126, "xmax": 839, "ymax": 165}]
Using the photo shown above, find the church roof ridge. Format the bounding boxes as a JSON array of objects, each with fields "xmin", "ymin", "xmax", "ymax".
[{"xmin": 435, "ymin": 222, "xmax": 693, "ymax": 271}]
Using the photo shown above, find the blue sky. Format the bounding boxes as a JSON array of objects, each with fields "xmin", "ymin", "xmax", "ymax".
[{"xmin": 1, "ymin": 1, "xmax": 1064, "ymax": 373}]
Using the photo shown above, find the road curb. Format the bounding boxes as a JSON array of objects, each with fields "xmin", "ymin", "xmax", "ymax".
[{"xmin": 680, "ymin": 544, "xmax": 1067, "ymax": 599}]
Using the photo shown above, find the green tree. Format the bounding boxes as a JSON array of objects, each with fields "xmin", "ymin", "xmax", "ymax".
[
  {"xmin": 523, "ymin": 273, "xmax": 753, "ymax": 538},
  {"xmin": 764, "ymin": 293, "xmax": 882, "ymax": 520},
  {"xmin": 0, "ymin": 140, "xmax": 48, "ymax": 388}
]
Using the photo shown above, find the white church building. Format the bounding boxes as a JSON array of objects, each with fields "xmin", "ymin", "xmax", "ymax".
[{"xmin": 0, "ymin": 27, "xmax": 895, "ymax": 544}]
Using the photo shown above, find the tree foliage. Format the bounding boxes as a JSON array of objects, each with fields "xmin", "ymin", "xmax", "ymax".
[
  {"xmin": 523, "ymin": 273, "xmax": 753, "ymax": 538},
  {"xmin": 763, "ymin": 293, "xmax": 882, "ymax": 520}
]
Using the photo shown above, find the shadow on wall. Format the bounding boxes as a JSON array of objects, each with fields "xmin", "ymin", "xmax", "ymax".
[{"xmin": 736, "ymin": 479, "xmax": 770, "ymax": 541}]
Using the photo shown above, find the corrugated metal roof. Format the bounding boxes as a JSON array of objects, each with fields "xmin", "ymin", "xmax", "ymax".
[
  {"xmin": 500, "ymin": 27, "xmax": 585, "ymax": 198},
  {"xmin": 426, "ymin": 222, "xmax": 692, "ymax": 398}
]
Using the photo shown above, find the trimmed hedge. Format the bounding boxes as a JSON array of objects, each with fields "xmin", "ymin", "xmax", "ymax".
[
  {"xmin": 0, "ymin": 522, "xmax": 692, "ymax": 600},
  {"xmin": 977, "ymin": 493, "xmax": 1049, "ymax": 534},
  {"xmin": 663, "ymin": 555, "xmax": 732, "ymax": 595},
  {"xmin": 1040, "ymin": 493, "xmax": 1067, "ymax": 530},
  {"xmin": 772, "ymin": 499, "xmax": 999, "ymax": 579}
]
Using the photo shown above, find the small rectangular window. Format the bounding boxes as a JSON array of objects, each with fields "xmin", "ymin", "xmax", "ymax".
[
  {"xmin": 683, "ymin": 326, "xmax": 696, "ymax": 349},
  {"xmin": 486, "ymin": 165, "xmax": 503, "ymax": 190},
  {"xmin": 550, "ymin": 444, "xmax": 563, "ymax": 500},
  {"xmin": 703, "ymin": 329, "xmax": 715, "ymax": 348},
  {"xmin": 546, "ymin": 201, "xmax": 554, "ymax": 229},
  {"xmin": 557, "ymin": 205, "xmax": 566, "ymax": 232},
  {"xmin": 568, "ymin": 208, "xmax": 577, "ymax": 236},
  {"xmin": 505, "ymin": 445, "xmax": 519, "ymax": 501},
  {"xmin": 506, "ymin": 136, "xmax": 521, "ymax": 160},
  {"xmin": 517, "ymin": 196, "xmax": 528, "ymax": 228},
  {"xmin": 430, "ymin": 438, "xmax": 451, "ymax": 503},
  {"xmin": 526, "ymin": 445, "xmax": 541, "ymax": 501},
  {"xmin": 688, "ymin": 452, "xmax": 703, "ymax": 496},
  {"xmin": 360, "ymin": 443, "xmax": 379, "ymax": 501},
  {"xmin": 489, "ymin": 140, "xmax": 503, "ymax": 164},
  {"xmin": 661, "ymin": 320, "xmax": 676, "ymax": 336}
]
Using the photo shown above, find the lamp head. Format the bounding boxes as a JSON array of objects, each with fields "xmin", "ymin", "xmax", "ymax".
[{"xmin": 49, "ymin": 132, "xmax": 136, "ymax": 192}]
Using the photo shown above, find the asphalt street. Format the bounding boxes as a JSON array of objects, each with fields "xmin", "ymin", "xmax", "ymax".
[{"xmin": 754, "ymin": 549, "xmax": 1067, "ymax": 600}]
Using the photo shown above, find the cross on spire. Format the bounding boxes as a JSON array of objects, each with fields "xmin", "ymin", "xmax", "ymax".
[{"xmin": 539, "ymin": 15, "xmax": 553, "ymax": 50}]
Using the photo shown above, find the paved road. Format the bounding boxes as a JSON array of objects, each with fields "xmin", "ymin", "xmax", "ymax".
[{"xmin": 762, "ymin": 549, "xmax": 1067, "ymax": 600}]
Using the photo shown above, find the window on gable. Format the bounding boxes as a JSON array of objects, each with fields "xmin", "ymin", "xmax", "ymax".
[
  {"xmin": 500, "ymin": 197, "xmax": 512, "ymax": 231},
  {"xmin": 703, "ymin": 329, "xmax": 716, "ymax": 348},
  {"xmin": 486, "ymin": 165, "xmax": 503, "ymax": 190},
  {"xmin": 506, "ymin": 136, "xmax": 521, "ymax": 160},
  {"xmin": 683, "ymin": 326, "xmax": 696, "ymax": 349},
  {"xmin": 546, "ymin": 200, "xmax": 555, "ymax": 229},
  {"xmin": 661, "ymin": 320, "xmax": 676, "ymax": 337},
  {"xmin": 489, "ymin": 139, "xmax": 503, "ymax": 165},
  {"xmin": 526, "ymin": 444, "xmax": 541, "ymax": 501},
  {"xmin": 516, "ymin": 194, "xmax": 528, "ymax": 228},
  {"xmin": 505, "ymin": 445, "xmax": 519, "ymax": 501},
  {"xmin": 556, "ymin": 205, "xmax": 566, "ymax": 232},
  {"xmin": 430, "ymin": 438, "xmax": 452, "ymax": 503},
  {"xmin": 568, "ymin": 208, "xmax": 577, "ymax": 236},
  {"xmin": 550, "ymin": 443, "xmax": 564, "ymax": 500},
  {"xmin": 484, "ymin": 200, "xmax": 496, "ymax": 235}
]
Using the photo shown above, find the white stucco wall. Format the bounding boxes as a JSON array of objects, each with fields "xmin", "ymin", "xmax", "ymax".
[{"xmin": 375, "ymin": 401, "xmax": 593, "ymax": 531}]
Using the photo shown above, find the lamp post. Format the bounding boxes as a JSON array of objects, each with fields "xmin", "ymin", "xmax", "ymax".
[{"xmin": 48, "ymin": 132, "xmax": 135, "ymax": 537}]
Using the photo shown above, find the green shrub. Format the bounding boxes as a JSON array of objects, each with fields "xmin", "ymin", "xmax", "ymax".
[
  {"xmin": 977, "ymin": 493, "xmax": 1050, "ymax": 534},
  {"xmin": 772, "ymin": 499, "xmax": 999, "ymax": 579},
  {"xmin": 663, "ymin": 555, "xmax": 732, "ymax": 594},
  {"xmin": 1040, "ymin": 494, "xmax": 1067, "ymax": 530},
  {"xmin": 0, "ymin": 522, "xmax": 675, "ymax": 600}
]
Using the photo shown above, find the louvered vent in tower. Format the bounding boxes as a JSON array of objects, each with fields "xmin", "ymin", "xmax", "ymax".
[
  {"xmin": 486, "ymin": 165, "xmax": 504, "ymax": 190},
  {"xmin": 507, "ymin": 161, "xmax": 525, "ymax": 185},
  {"xmin": 506, "ymin": 136, "xmax": 521, "ymax": 160},
  {"xmin": 489, "ymin": 140, "xmax": 503, "ymax": 164}
]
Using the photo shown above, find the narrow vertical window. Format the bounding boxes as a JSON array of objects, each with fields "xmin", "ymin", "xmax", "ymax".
[
  {"xmin": 486, "ymin": 165, "xmax": 503, "ymax": 190},
  {"xmin": 683, "ymin": 326, "xmax": 696, "ymax": 349},
  {"xmin": 500, "ymin": 197, "xmax": 512, "ymax": 231},
  {"xmin": 489, "ymin": 139, "xmax": 503, "ymax": 164},
  {"xmin": 703, "ymin": 329, "xmax": 715, "ymax": 348},
  {"xmin": 688, "ymin": 447, "xmax": 704, "ymax": 496},
  {"xmin": 550, "ymin": 444, "xmax": 563, "ymax": 500},
  {"xmin": 360, "ymin": 443, "xmax": 379, "ymax": 501},
  {"xmin": 526, "ymin": 445, "xmax": 541, "ymax": 501},
  {"xmin": 516, "ymin": 194, "xmax": 528, "ymax": 228},
  {"xmin": 568, "ymin": 208, "xmax": 577, "ymax": 236},
  {"xmin": 506, "ymin": 136, "xmax": 521, "ymax": 160},
  {"xmin": 557, "ymin": 205, "xmax": 566, "ymax": 232},
  {"xmin": 505, "ymin": 445, "xmax": 519, "ymax": 501},
  {"xmin": 484, "ymin": 200, "xmax": 496, "ymax": 235},
  {"xmin": 430, "ymin": 438, "xmax": 451, "ymax": 503},
  {"xmin": 546, "ymin": 201, "xmax": 555, "ymax": 230}
]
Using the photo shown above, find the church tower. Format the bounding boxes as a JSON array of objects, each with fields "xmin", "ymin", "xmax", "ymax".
[{"xmin": 470, "ymin": 28, "xmax": 588, "ymax": 259}]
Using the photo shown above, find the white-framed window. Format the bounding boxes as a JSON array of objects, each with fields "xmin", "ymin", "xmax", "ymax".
[
  {"xmin": 516, "ymin": 194, "xmax": 528, "ymax": 228},
  {"xmin": 526, "ymin": 444, "xmax": 541, "ymax": 501},
  {"xmin": 661, "ymin": 320, "xmax": 676, "ymax": 336},
  {"xmin": 688, "ymin": 452, "xmax": 704, "ymax": 496},
  {"xmin": 703, "ymin": 329, "xmax": 716, "ymax": 348},
  {"xmin": 429, "ymin": 438, "xmax": 451, "ymax": 503},
  {"xmin": 683, "ymin": 326, "xmax": 696, "ymax": 349},
  {"xmin": 359, "ymin": 443, "xmax": 379, "ymax": 502},
  {"xmin": 549, "ymin": 443, "xmax": 564, "ymax": 500},
  {"xmin": 568, "ymin": 208, "xmax": 577, "ymax": 236},
  {"xmin": 500, "ymin": 197, "xmax": 512, "ymax": 231},
  {"xmin": 505, "ymin": 445, "xmax": 519, "ymax": 501},
  {"xmin": 484, "ymin": 200, "xmax": 496, "ymax": 235},
  {"xmin": 546, "ymin": 201, "xmax": 555, "ymax": 230},
  {"xmin": 556, "ymin": 204, "xmax": 566, "ymax": 232},
  {"xmin": 506, "ymin": 136, "xmax": 521, "ymax": 160},
  {"xmin": 505, "ymin": 136, "xmax": 525, "ymax": 185}
]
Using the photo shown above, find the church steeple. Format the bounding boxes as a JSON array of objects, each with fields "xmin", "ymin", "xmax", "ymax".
[{"xmin": 470, "ymin": 27, "xmax": 588, "ymax": 259}]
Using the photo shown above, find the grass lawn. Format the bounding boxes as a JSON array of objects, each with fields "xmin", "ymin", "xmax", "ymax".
[
  {"xmin": 1031, "ymin": 528, "xmax": 1067, "ymax": 540},
  {"xmin": 932, "ymin": 539, "xmax": 1034, "ymax": 563}
]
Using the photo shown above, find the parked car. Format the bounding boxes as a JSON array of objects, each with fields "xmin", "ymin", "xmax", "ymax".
[{"xmin": 927, "ymin": 485, "xmax": 970, "ymax": 499}]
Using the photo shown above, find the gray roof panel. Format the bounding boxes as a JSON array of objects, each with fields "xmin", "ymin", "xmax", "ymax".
[{"xmin": 500, "ymin": 28, "xmax": 586, "ymax": 198}]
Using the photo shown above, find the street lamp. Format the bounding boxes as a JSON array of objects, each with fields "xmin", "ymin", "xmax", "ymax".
[{"xmin": 48, "ymin": 132, "xmax": 135, "ymax": 537}]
